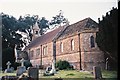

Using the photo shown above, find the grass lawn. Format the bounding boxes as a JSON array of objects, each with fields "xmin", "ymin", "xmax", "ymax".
[
  {"xmin": 41, "ymin": 70, "xmax": 117, "ymax": 79},
  {"xmin": 0, "ymin": 71, "xmax": 16, "ymax": 77},
  {"xmin": 41, "ymin": 70, "xmax": 93, "ymax": 78},
  {"xmin": 0, "ymin": 70, "xmax": 117, "ymax": 80},
  {"xmin": 102, "ymin": 70, "xmax": 117, "ymax": 78}
]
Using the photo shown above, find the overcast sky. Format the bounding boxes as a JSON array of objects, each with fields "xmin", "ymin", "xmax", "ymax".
[{"xmin": 0, "ymin": 0, "xmax": 118, "ymax": 24}]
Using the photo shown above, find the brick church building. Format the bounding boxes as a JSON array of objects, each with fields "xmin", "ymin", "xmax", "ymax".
[{"xmin": 24, "ymin": 17, "xmax": 105, "ymax": 71}]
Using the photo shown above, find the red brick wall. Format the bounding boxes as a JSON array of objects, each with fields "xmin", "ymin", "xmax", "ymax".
[
  {"xmin": 56, "ymin": 35, "xmax": 79, "ymax": 55},
  {"xmin": 56, "ymin": 35, "xmax": 81, "ymax": 70},
  {"xmin": 55, "ymin": 32, "xmax": 105, "ymax": 70},
  {"xmin": 27, "ymin": 31, "xmax": 105, "ymax": 71},
  {"xmin": 28, "ymin": 42, "xmax": 53, "ymax": 67},
  {"xmin": 80, "ymin": 32, "xmax": 105, "ymax": 71}
]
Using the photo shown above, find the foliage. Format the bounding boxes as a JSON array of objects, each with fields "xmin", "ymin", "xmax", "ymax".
[
  {"xmin": 96, "ymin": 7, "xmax": 118, "ymax": 70},
  {"xmin": 2, "ymin": 47, "xmax": 15, "ymax": 70},
  {"xmin": 24, "ymin": 60, "xmax": 33, "ymax": 69},
  {"xmin": 2, "ymin": 13, "xmax": 23, "ymax": 49},
  {"xmin": 1, "ymin": 10, "xmax": 68, "ymax": 70},
  {"xmin": 13, "ymin": 62, "xmax": 21, "ymax": 70},
  {"xmin": 49, "ymin": 10, "xmax": 68, "ymax": 28},
  {"xmin": 38, "ymin": 17, "xmax": 49, "ymax": 35},
  {"xmin": 55, "ymin": 60, "xmax": 72, "ymax": 70}
]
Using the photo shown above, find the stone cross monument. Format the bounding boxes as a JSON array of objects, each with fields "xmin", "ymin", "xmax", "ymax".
[
  {"xmin": 20, "ymin": 58, "xmax": 25, "ymax": 67},
  {"xmin": 16, "ymin": 58, "xmax": 26, "ymax": 76},
  {"xmin": 106, "ymin": 58, "xmax": 109, "ymax": 70},
  {"xmin": 4, "ymin": 61, "xmax": 13, "ymax": 73},
  {"xmin": 6, "ymin": 61, "xmax": 11, "ymax": 69},
  {"xmin": 50, "ymin": 60, "xmax": 56, "ymax": 74},
  {"xmin": 14, "ymin": 44, "xmax": 18, "ymax": 62}
]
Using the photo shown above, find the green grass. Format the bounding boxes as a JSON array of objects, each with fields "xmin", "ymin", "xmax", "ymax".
[
  {"xmin": 41, "ymin": 70, "xmax": 93, "ymax": 78},
  {"xmin": 0, "ymin": 71, "xmax": 16, "ymax": 77},
  {"xmin": 41, "ymin": 70, "xmax": 117, "ymax": 79},
  {"xmin": 102, "ymin": 70, "xmax": 117, "ymax": 78},
  {"xmin": 0, "ymin": 70, "xmax": 117, "ymax": 79}
]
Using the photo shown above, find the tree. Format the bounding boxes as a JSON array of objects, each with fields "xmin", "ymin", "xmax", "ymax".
[
  {"xmin": 49, "ymin": 10, "xmax": 68, "ymax": 28},
  {"xmin": 38, "ymin": 17, "xmax": 49, "ymax": 35},
  {"xmin": 2, "ymin": 13, "xmax": 24, "ymax": 49},
  {"xmin": 2, "ymin": 13, "xmax": 24, "ymax": 70},
  {"xmin": 1, "ymin": 11, "xmax": 68, "ymax": 70},
  {"xmin": 16, "ymin": 14, "xmax": 38, "ymax": 41},
  {"xmin": 96, "ymin": 7, "xmax": 118, "ymax": 70}
]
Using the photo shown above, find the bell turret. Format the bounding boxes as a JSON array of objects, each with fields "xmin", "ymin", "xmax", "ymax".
[{"xmin": 32, "ymin": 22, "xmax": 40, "ymax": 40}]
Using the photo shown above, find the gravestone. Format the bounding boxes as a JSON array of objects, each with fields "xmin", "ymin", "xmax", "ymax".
[
  {"xmin": 16, "ymin": 58, "xmax": 26, "ymax": 76},
  {"xmin": 16, "ymin": 66, "xmax": 26, "ymax": 76},
  {"xmin": 44, "ymin": 60, "xmax": 56, "ymax": 76},
  {"xmin": 28, "ymin": 67, "xmax": 39, "ymax": 80},
  {"xmin": 50, "ymin": 60, "xmax": 56, "ymax": 74},
  {"xmin": 10, "ymin": 67, "xmax": 14, "ymax": 71},
  {"xmin": 4, "ymin": 61, "xmax": 13, "ymax": 73},
  {"xmin": 93, "ymin": 66, "xmax": 102, "ymax": 79},
  {"xmin": 45, "ymin": 66, "xmax": 52, "ymax": 73},
  {"xmin": 106, "ymin": 58, "xmax": 109, "ymax": 70},
  {"xmin": 21, "ymin": 58, "xmax": 25, "ymax": 67},
  {"xmin": 6, "ymin": 61, "xmax": 11, "ymax": 69}
]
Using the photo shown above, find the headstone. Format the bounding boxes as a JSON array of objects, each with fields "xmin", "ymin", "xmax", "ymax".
[
  {"xmin": 93, "ymin": 66, "xmax": 102, "ymax": 79},
  {"xmin": 21, "ymin": 58, "xmax": 25, "ymax": 67},
  {"xmin": 49, "ymin": 60, "xmax": 56, "ymax": 74},
  {"xmin": 6, "ymin": 61, "xmax": 11, "ymax": 69},
  {"xmin": 16, "ymin": 66, "xmax": 26, "ymax": 76},
  {"xmin": 106, "ymin": 58, "xmax": 109, "ymax": 70},
  {"xmin": 14, "ymin": 44, "xmax": 18, "ymax": 62},
  {"xmin": 16, "ymin": 58, "xmax": 26, "ymax": 76},
  {"xmin": 28, "ymin": 67, "xmax": 39, "ymax": 80},
  {"xmin": 4, "ymin": 61, "xmax": 13, "ymax": 73},
  {"xmin": 45, "ymin": 66, "xmax": 52, "ymax": 73},
  {"xmin": 10, "ymin": 67, "xmax": 14, "ymax": 71}
]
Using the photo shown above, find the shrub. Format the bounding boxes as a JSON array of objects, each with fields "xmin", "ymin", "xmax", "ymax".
[
  {"xmin": 55, "ymin": 60, "xmax": 72, "ymax": 70},
  {"xmin": 24, "ymin": 60, "xmax": 32, "ymax": 69},
  {"xmin": 13, "ymin": 62, "xmax": 21, "ymax": 70}
]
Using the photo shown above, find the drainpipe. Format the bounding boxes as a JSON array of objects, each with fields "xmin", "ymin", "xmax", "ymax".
[
  {"xmin": 40, "ymin": 45, "xmax": 42, "ymax": 66},
  {"xmin": 78, "ymin": 33, "xmax": 82, "ymax": 70},
  {"xmin": 28, "ymin": 49, "xmax": 30, "ymax": 61},
  {"xmin": 53, "ymin": 41, "xmax": 56, "ymax": 63}
]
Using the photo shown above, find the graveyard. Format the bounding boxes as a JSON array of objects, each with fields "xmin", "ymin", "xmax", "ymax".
[
  {"xmin": 0, "ymin": 57, "xmax": 117, "ymax": 80},
  {"xmin": 1, "ymin": 2, "xmax": 118, "ymax": 80},
  {"xmin": 0, "ymin": 69, "xmax": 117, "ymax": 79}
]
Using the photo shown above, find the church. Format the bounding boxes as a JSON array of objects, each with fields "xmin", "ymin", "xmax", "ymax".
[{"xmin": 24, "ymin": 17, "xmax": 105, "ymax": 71}]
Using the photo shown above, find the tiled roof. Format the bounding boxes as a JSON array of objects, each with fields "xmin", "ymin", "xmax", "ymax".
[
  {"xmin": 56, "ymin": 17, "xmax": 98, "ymax": 40},
  {"xmin": 24, "ymin": 17, "xmax": 98, "ymax": 50},
  {"xmin": 24, "ymin": 26, "xmax": 64, "ymax": 50}
]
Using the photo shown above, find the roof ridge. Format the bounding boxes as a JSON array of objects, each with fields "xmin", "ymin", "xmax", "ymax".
[
  {"xmin": 70, "ymin": 17, "xmax": 91, "ymax": 26},
  {"xmin": 52, "ymin": 25, "xmax": 69, "ymax": 41}
]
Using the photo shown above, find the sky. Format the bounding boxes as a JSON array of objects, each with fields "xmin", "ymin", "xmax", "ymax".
[{"xmin": 0, "ymin": 0, "xmax": 118, "ymax": 24}]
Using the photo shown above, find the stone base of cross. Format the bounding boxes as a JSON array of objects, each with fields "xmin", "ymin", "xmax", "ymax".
[{"xmin": 20, "ymin": 58, "xmax": 25, "ymax": 67}]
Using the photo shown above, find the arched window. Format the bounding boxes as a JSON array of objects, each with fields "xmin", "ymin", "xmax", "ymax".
[
  {"xmin": 71, "ymin": 39, "xmax": 74, "ymax": 50},
  {"xmin": 90, "ymin": 36, "xmax": 95, "ymax": 48},
  {"xmin": 36, "ymin": 48, "xmax": 40, "ymax": 56},
  {"xmin": 43, "ymin": 46, "xmax": 47, "ymax": 55},
  {"xmin": 60, "ymin": 42, "xmax": 63, "ymax": 52},
  {"xmin": 30, "ymin": 50, "xmax": 34, "ymax": 59}
]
